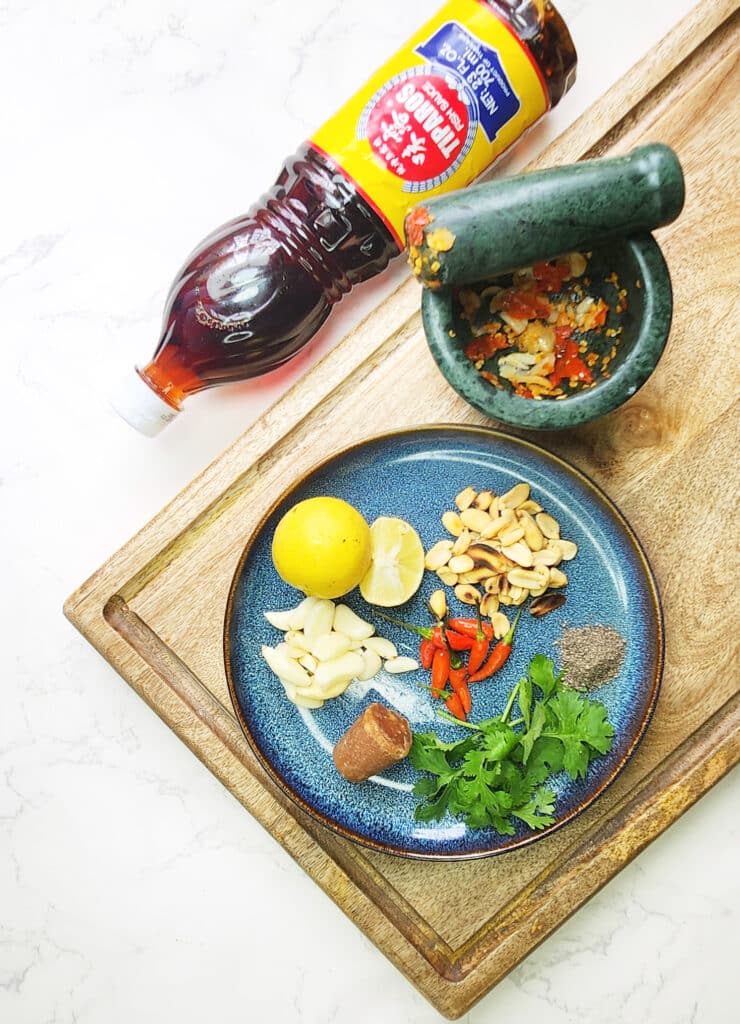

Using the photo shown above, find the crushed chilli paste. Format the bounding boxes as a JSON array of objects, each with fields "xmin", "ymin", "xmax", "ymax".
[{"xmin": 457, "ymin": 253, "xmax": 627, "ymax": 399}]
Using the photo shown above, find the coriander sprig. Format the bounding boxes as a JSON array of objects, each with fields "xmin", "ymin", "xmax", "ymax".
[{"xmin": 408, "ymin": 654, "xmax": 615, "ymax": 834}]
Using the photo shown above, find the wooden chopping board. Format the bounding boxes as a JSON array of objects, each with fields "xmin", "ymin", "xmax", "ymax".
[{"xmin": 65, "ymin": 2, "xmax": 740, "ymax": 1017}]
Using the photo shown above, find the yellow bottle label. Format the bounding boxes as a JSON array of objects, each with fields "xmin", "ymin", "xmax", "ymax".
[{"xmin": 310, "ymin": 0, "xmax": 549, "ymax": 248}]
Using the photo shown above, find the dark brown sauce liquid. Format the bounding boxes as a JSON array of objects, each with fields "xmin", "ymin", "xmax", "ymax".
[{"xmin": 141, "ymin": 1, "xmax": 576, "ymax": 408}]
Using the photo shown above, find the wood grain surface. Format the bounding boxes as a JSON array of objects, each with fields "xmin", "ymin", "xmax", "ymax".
[{"xmin": 65, "ymin": 2, "xmax": 740, "ymax": 1017}]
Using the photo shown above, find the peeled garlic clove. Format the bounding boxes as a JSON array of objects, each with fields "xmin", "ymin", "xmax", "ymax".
[
  {"xmin": 261, "ymin": 646, "xmax": 312, "ymax": 688},
  {"xmin": 288, "ymin": 596, "xmax": 319, "ymax": 629},
  {"xmin": 384, "ymin": 656, "xmax": 419, "ymax": 674},
  {"xmin": 276, "ymin": 642, "xmax": 309, "ymax": 660},
  {"xmin": 358, "ymin": 649, "xmax": 382, "ymax": 681},
  {"xmin": 279, "ymin": 679, "xmax": 298, "ymax": 702},
  {"xmin": 299, "ymin": 653, "xmax": 318, "ymax": 673},
  {"xmin": 264, "ymin": 596, "xmax": 318, "ymax": 631},
  {"xmin": 333, "ymin": 604, "xmax": 375, "ymax": 640},
  {"xmin": 319, "ymin": 679, "xmax": 353, "ymax": 700},
  {"xmin": 303, "ymin": 599, "xmax": 336, "ymax": 646},
  {"xmin": 263, "ymin": 608, "xmax": 298, "ymax": 630},
  {"xmin": 313, "ymin": 652, "xmax": 365, "ymax": 692},
  {"xmin": 291, "ymin": 693, "xmax": 325, "ymax": 709},
  {"xmin": 311, "ymin": 631, "xmax": 352, "ymax": 662},
  {"xmin": 362, "ymin": 636, "xmax": 398, "ymax": 660},
  {"xmin": 284, "ymin": 629, "xmax": 311, "ymax": 652}
]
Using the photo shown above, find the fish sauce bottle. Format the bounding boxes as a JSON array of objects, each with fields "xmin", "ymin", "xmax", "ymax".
[{"xmin": 114, "ymin": 0, "xmax": 576, "ymax": 434}]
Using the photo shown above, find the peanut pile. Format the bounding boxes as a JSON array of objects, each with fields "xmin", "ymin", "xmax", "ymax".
[{"xmin": 424, "ymin": 483, "xmax": 577, "ymax": 621}]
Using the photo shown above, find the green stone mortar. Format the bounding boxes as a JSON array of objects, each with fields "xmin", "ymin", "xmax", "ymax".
[
  {"xmin": 416, "ymin": 145, "xmax": 682, "ymax": 430},
  {"xmin": 422, "ymin": 234, "xmax": 673, "ymax": 430}
]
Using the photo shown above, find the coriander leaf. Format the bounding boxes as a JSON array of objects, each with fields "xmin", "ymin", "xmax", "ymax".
[
  {"xmin": 462, "ymin": 749, "xmax": 502, "ymax": 785},
  {"xmin": 525, "ymin": 735, "xmax": 565, "ymax": 784},
  {"xmin": 512, "ymin": 786, "xmax": 557, "ymax": 830},
  {"xmin": 448, "ymin": 776, "xmax": 487, "ymax": 812},
  {"xmin": 519, "ymin": 701, "xmax": 546, "ymax": 764},
  {"xmin": 577, "ymin": 700, "xmax": 616, "ymax": 754},
  {"xmin": 562, "ymin": 739, "xmax": 589, "ymax": 780},
  {"xmin": 409, "ymin": 732, "xmax": 466, "ymax": 776},
  {"xmin": 451, "ymin": 782, "xmax": 514, "ymax": 834},
  {"xmin": 408, "ymin": 743, "xmax": 450, "ymax": 777},
  {"xmin": 412, "ymin": 776, "xmax": 444, "ymax": 798},
  {"xmin": 410, "ymin": 730, "xmax": 469, "ymax": 754},
  {"xmin": 466, "ymin": 804, "xmax": 515, "ymax": 834},
  {"xmin": 528, "ymin": 654, "xmax": 561, "ymax": 698},
  {"xmin": 545, "ymin": 690, "xmax": 615, "ymax": 753},
  {"xmin": 414, "ymin": 787, "xmax": 450, "ymax": 822},
  {"xmin": 518, "ymin": 675, "xmax": 533, "ymax": 729},
  {"xmin": 478, "ymin": 722, "xmax": 519, "ymax": 761},
  {"xmin": 498, "ymin": 760, "xmax": 539, "ymax": 807},
  {"xmin": 544, "ymin": 688, "xmax": 583, "ymax": 730},
  {"xmin": 543, "ymin": 690, "xmax": 615, "ymax": 780}
]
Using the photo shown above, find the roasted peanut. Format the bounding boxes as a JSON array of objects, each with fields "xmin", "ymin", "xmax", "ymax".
[
  {"xmin": 491, "ymin": 612, "xmax": 511, "ymax": 639},
  {"xmin": 501, "ymin": 541, "xmax": 534, "ymax": 568},
  {"xmin": 498, "ymin": 523, "xmax": 525, "ymax": 547},
  {"xmin": 442, "ymin": 510, "xmax": 464, "ymax": 536},
  {"xmin": 460, "ymin": 507, "xmax": 492, "ymax": 533},
  {"xmin": 473, "ymin": 489, "xmax": 493, "ymax": 510},
  {"xmin": 428, "ymin": 589, "xmax": 448, "ymax": 620},
  {"xmin": 425, "ymin": 539, "xmax": 453, "ymax": 570},
  {"xmin": 519, "ymin": 511, "xmax": 545, "ymax": 551},
  {"xmin": 507, "ymin": 567, "xmax": 546, "ymax": 590},
  {"xmin": 530, "ymin": 592, "xmax": 567, "ymax": 617},
  {"xmin": 480, "ymin": 593, "xmax": 499, "ymax": 617},
  {"xmin": 452, "ymin": 530, "xmax": 472, "ymax": 556},
  {"xmin": 535, "ymin": 512, "xmax": 560, "ymax": 540},
  {"xmin": 554, "ymin": 539, "xmax": 578, "ymax": 561},
  {"xmin": 454, "ymin": 486, "xmax": 477, "ymax": 512},
  {"xmin": 454, "ymin": 583, "xmax": 481, "ymax": 605},
  {"xmin": 458, "ymin": 567, "xmax": 494, "ymax": 584},
  {"xmin": 532, "ymin": 545, "xmax": 561, "ymax": 567},
  {"xmin": 449, "ymin": 554, "xmax": 475, "ymax": 574},
  {"xmin": 500, "ymin": 482, "xmax": 530, "ymax": 509},
  {"xmin": 467, "ymin": 543, "xmax": 514, "ymax": 574},
  {"xmin": 548, "ymin": 567, "xmax": 569, "ymax": 587}
]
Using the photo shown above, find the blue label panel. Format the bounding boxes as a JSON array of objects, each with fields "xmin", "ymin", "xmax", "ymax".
[{"xmin": 416, "ymin": 21, "xmax": 521, "ymax": 142}]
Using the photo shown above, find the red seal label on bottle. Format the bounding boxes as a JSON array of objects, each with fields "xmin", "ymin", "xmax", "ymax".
[{"xmin": 362, "ymin": 71, "xmax": 473, "ymax": 189}]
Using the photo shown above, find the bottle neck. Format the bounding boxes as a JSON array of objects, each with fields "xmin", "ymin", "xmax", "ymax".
[
  {"xmin": 260, "ymin": 143, "xmax": 399, "ymax": 302},
  {"xmin": 487, "ymin": 0, "xmax": 577, "ymax": 107}
]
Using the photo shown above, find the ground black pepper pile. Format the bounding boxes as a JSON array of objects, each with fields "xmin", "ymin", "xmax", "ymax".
[{"xmin": 557, "ymin": 624, "xmax": 626, "ymax": 690}]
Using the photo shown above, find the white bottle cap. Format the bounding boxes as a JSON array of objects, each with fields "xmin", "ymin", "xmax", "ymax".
[{"xmin": 111, "ymin": 370, "xmax": 180, "ymax": 437}]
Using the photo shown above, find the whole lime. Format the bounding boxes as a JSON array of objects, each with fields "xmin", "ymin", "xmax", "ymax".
[{"xmin": 271, "ymin": 496, "xmax": 372, "ymax": 599}]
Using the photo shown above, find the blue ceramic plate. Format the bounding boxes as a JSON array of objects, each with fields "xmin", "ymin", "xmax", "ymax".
[{"xmin": 225, "ymin": 426, "xmax": 663, "ymax": 860}]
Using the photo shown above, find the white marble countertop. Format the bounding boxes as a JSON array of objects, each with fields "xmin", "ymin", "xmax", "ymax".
[{"xmin": 2, "ymin": 1, "xmax": 738, "ymax": 1020}]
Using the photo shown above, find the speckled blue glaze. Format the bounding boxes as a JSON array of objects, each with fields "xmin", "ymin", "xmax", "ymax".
[{"xmin": 225, "ymin": 426, "xmax": 662, "ymax": 860}]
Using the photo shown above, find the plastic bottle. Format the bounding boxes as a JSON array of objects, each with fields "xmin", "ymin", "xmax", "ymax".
[{"xmin": 114, "ymin": 0, "xmax": 576, "ymax": 435}]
